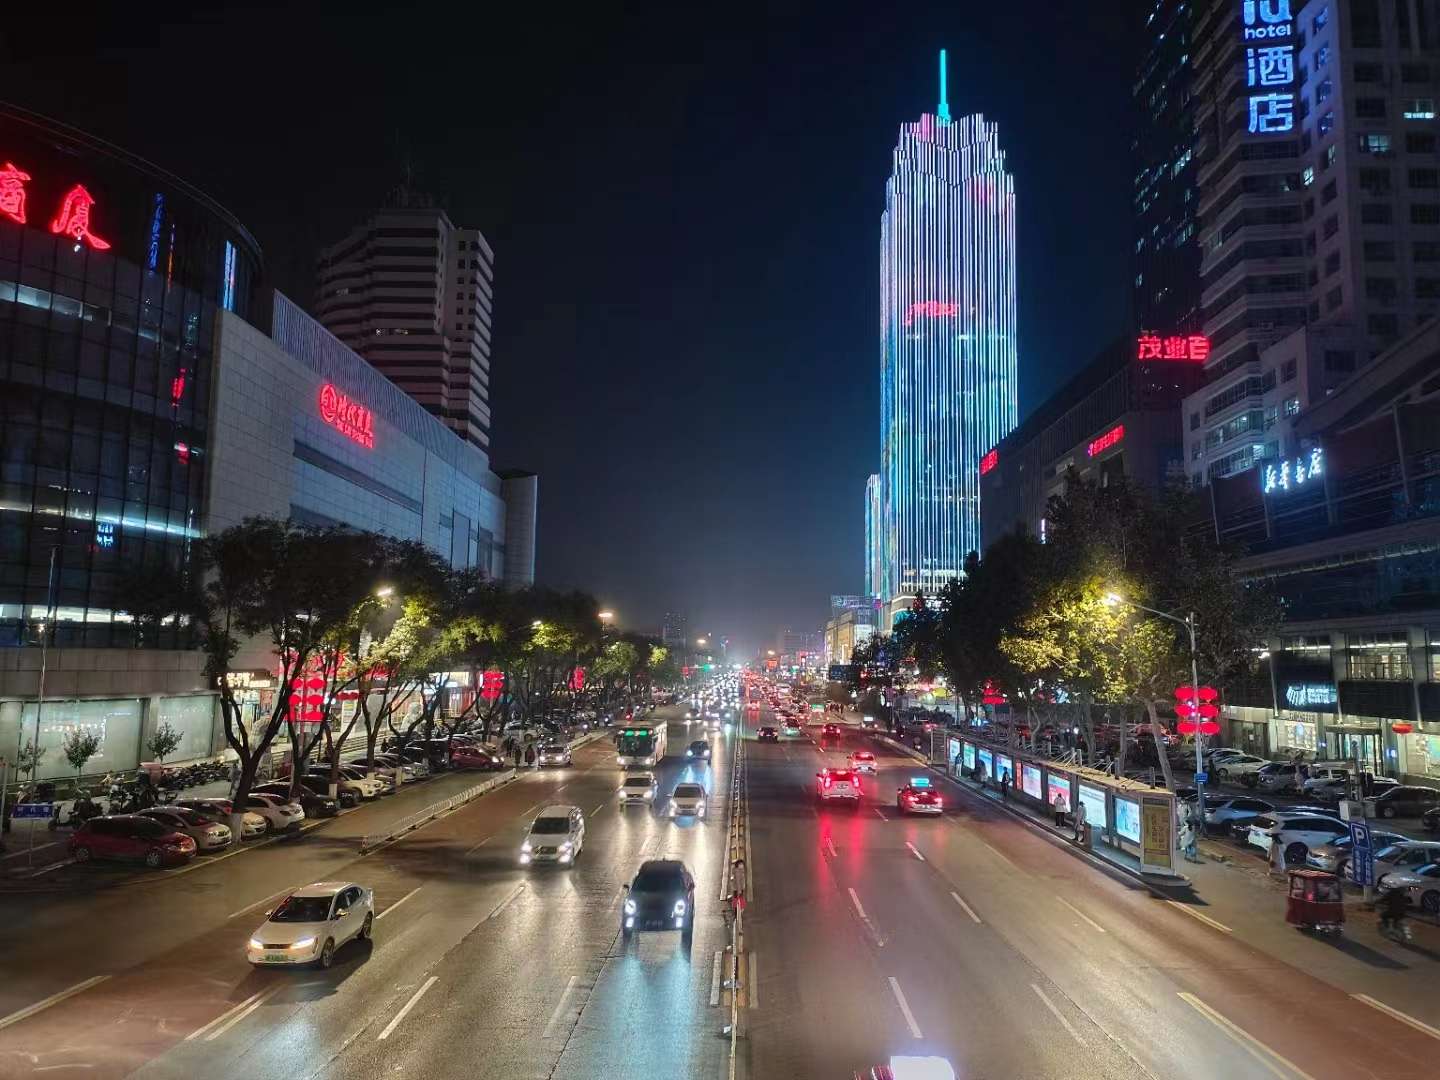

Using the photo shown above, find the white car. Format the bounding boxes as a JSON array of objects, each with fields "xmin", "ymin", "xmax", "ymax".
[
  {"xmin": 668, "ymin": 783, "xmax": 706, "ymax": 818},
  {"xmin": 520, "ymin": 805, "xmax": 585, "ymax": 866},
  {"xmin": 1200, "ymin": 795, "xmax": 1275, "ymax": 834},
  {"xmin": 339, "ymin": 765, "xmax": 391, "ymax": 798},
  {"xmin": 619, "ymin": 772, "xmax": 658, "ymax": 804},
  {"xmin": 1378, "ymin": 863, "xmax": 1440, "ymax": 915},
  {"xmin": 247, "ymin": 881, "xmax": 374, "ymax": 968},
  {"xmin": 138, "ymin": 806, "xmax": 232, "ymax": 850},
  {"xmin": 244, "ymin": 792, "xmax": 306, "ymax": 833},
  {"xmin": 1247, "ymin": 812, "xmax": 1348, "ymax": 863},
  {"xmin": 536, "ymin": 744, "xmax": 573, "ymax": 767},
  {"xmin": 1213, "ymin": 755, "xmax": 1274, "ymax": 784},
  {"xmin": 816, "ymin": 767, "xmax": 862, "ymax": 805},
  {"xmin": 176, "ymin": 798, "xmax": 267, "ymax": 839},
  {"xmin": 1366, "ymin": 840, "xmax": 1440, "ymax": 885}
]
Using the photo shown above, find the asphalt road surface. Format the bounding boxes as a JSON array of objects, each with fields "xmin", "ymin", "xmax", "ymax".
[
  {"xmin": 741, "ymin": 710, "xmax": 1440, "ymax": 1080},
  {"xmin": 0, "ymin": 706, "xmax": 735, "ymax": 1080}
]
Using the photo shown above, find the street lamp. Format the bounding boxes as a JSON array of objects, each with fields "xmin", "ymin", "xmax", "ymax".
[
  {"xmin": 696, "ymin": 637, "xmax": 708, "ymax": 647},
  {"xmin": 598, "ymin": 610, "xmax": 614, "ymax": 623},
  {"xmin": 1105, "ymin": 591, "xmax": 1206, "ymax": 803},
  {"xmin": 375, "ymin": 585, "xmax": 395, "ymax": 599}
]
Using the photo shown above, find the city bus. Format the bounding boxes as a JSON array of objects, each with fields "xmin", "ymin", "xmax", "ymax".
[{"xmin": 615, "ymin": 721, "xmax": 668, "ymax": 768}]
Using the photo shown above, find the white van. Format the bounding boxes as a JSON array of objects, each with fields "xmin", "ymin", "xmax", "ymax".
[{"xmin": 519, "ymin": 805, "xmax": 585, "ymax": 866}]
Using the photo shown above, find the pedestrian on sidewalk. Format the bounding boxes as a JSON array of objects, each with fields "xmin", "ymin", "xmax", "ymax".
[
  {"xmin": 524, "ymin": 743, "xmax": 536, "ymax": 769},
  {"xmin": 1074, "ymin": 801, "xmax": 1088, "ymax": 846},
  {"xmin": 974, "ymin": 760, "xmax": 987, "ymax": 790},
  {"xmin": 999, "ymin": 768, "xmax": 1011, "ymax": 800},
  {"xmin": 1052, "ymin": 789, "xmax": 1068, "ymax": 828},
  {"xmin": 1179, "ymin": 804, "xmax": 1201, "ymax": 863},
  {"xmin": 512, "ymin": 742, "xmax": 522, "ymax": 769}
]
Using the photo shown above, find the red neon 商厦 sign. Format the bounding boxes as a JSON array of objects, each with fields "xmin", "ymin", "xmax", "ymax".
[
  {"xmin": 979, "ymin": 449, "xmax": 999, "ymax": 476},
  {"xmin": 1136, "ymin": 333, "xmax": 1210, "ymax": 362},
  {"xmin": 1087, "ymin": 424, "xmax": 1124, "ymax": 457},
  {"xmin": 319, "ymin": 383, "xmax": 375, "ymax": 449}
]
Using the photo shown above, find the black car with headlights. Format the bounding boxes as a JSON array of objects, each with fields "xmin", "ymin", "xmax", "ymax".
[
  {"xmin": 622, "ymin": 859, "xmax": 695, "ymax": 938},
  {"xmin": 685, "ymin": 740, "xmax": 711, "ymax": 760}
]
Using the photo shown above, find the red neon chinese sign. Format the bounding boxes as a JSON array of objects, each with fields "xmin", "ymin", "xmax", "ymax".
[
  {"xmin": 903, "ymin": 300, "xmax": 959, "ymax": 326},
  {"xmin": 49, "ymin": 185, "xmax": 111, "ymax": 250},
  {"xmin": 1087, "ymin": 424, "xmax": 1125, "ymax": 457},
  {"xmin": 979, "ymin": 448, "xmax": 999, "ymax": 476},
  {"xmin": 0, "ymin": 163, "xmax": 31, "ymax": 225},
  {"xmin": 319, "ymin": 383, "xmax": 375, "ymax": 448},
  {"xmin": 1137, "ymin": 333, "xmax": 1210, "ymax": 362}
]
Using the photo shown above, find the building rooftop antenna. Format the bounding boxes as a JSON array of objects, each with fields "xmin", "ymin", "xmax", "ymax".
[{"xmin": 938, "ymin": 48, "xmax": 951, "ymax": 123}]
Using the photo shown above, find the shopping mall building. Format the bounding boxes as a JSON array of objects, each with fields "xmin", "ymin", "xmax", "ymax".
[{"xmin": 0, "ymin": 105, "xmax": 536, "ymax": 779}]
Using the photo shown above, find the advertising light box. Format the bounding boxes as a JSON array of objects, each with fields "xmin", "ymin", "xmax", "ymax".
[
  {"xmin": 1115, "ymin": 798, "xmax": 1141, "ymax": 844},
  {"xmin": 1077, "ymin": 783, "xmax": 1108, "ymax": 830},
  {"xmin": 1021, "ymin": 763, "xmax": 1042, "ymax": 800},
  {"xmin": 1047, "ymin": 773, "xmax": 1072, "ymax": 810},
  {"xmin": 963, "ymin": 743, "xmax": 976, "ymax": 771},
  {"xmin": 994, "ymin": 753, "xmax": 1014, "ymax": 783},
  {"xmin": 977, "ymin": 747, "xmax": 994, "ymax": 778}
]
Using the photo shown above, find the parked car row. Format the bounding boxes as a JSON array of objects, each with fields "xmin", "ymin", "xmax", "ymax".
[{"xmin": 1203, "ymin": 749, "xmax": 1438, "ymax": 817}]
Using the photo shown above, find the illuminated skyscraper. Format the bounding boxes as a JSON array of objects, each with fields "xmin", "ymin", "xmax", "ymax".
[
  {"xmin": 864, "ymin": 473, "xmax": 882, "ymax": 599},
  {"xmin": 879, "ymin": 51, "xmax": 1017, "ymax": 623}
]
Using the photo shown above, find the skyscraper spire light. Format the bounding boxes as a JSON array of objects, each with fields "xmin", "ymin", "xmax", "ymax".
[{"xmin": 938, "ymin": 48, "xmax": 950, "ymax": 124}]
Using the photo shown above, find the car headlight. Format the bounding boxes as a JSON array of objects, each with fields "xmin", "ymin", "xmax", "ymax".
[
  {"xmin": 249, "ymin": 937, "xmax": 265, "ymax": 950},
  {"xmin": 669, "ymin": 804, "xmax": 677, "ymax": 815},
  {"xmin": 672, "ymin": 899, "xmax": 687, "ymax": 916},
  {"xmin": 521, "ymin": 841, "xmax": 532, "ymax": 853},
  {"xmin": 559, "ymin": 842, "xmax": 573, "ymax": 852},
  {"xmin": 624, "ymin": 899, "xmax": 637, "ymax": 914},
  {"xmin": 290, "ymin": 937, "xmax": 317, "ymax": 951}
]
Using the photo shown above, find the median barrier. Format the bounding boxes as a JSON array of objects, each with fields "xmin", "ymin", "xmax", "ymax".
[{"xmin": 359, "ymin": 770, "xmax": 518, "ymax": 851}]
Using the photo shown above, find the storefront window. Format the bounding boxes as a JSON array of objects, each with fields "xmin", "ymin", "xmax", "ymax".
[
  {"xmin": 152, "ymin": 694, "xmax": 218, "ymax": 762},
  {"xmin": 0, "ymin": 697, "xmax": 143, "ymax": 781},
  {"xmin": 1429, "ymin": 629, "xmax": 1440, "ymax": 680},
  {"xmin": 1347, "ymin": 632, "xmax": 1412, "ymax": 679}
]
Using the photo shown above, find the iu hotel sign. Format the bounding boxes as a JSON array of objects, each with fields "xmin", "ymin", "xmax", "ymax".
[{"xmin": 1242, "ymin": 1, "xmax": 1297, "ymax": 135}]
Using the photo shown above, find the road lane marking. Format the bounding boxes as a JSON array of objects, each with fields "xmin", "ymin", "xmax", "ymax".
[
  {"xmin": 1352, "ymin": 994, "xmax": 1440, "ymax": 1041},
  {"xmin": 848, "ymin": 887, "xmax": 870, "ymax": 921},
  {"xmin": 377, "ymin": 975, "xmax": 439, "ymax": 1041},
  {"xmin": 873, "ymin": 808, "xmax": 887, "ymax": 821},
  {"xmin": 905, "ymin": 841, "xmax": 925, "ymax": 862},
  {"xmin": 824, "ymin": 836, "xmax": 838, "ymax": 858},
  {"xmin": 1166, "ymin": 900, "xmax": 1232, "ymax": 934},
  {"xmin": 589, "ymin": 801, "xmax": 608, "ymax": 817},
  {"xmin": 485, "ymin": 883, "xmax": 525, "ymax": 921},
  {"xmin": 949, "ymin": 891, "xmax": 982, "ymax": 924},
  {"xmin": 375, "ymin": 886, "xmax": 421, "ymax": 921},
  {"xmin": 0, "ymin": 976, "xmax": 110, "ymax": 1032},
  {"xmin": 1056, "ymin": 897, "xmax": 1106, "ymax": 933},
  {"xmin": 1032, "ymin": 984, "xmax": 1086, "ymax": 1046},
  {"xmin": 888, "ymin": 977, "xmax": 923, "ymax": 1038},
  {"xmin": 1179, "ymin": 992, "xmax": 1316, "ymax": 1080},
  {"xmin": 748, "ymin": 951, "xmax": 759, "ymax": 1007},
  {"xmin": 980, "ymin": 841, "xmax": 1019, "ymax": 870},
  {"xmin": 541, "ymin": 975, "xmax": 579, "ymax": 1039},
  {"xmin": 227, "ymin": 888, "xmax": 289, "ymax": 921},
  {"xmin": 709, "ymin": 951, "xmax": 724, "ymax": 1006},
  {"xmin": 200, "ymin": 984, "xmax": 282, "ymax": 1042}
]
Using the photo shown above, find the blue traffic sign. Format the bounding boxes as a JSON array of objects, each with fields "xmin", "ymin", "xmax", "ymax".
[
  {"xmin": 1194, "ymin": 771, "xmax": 1208, "ymax": 785},
  {"xmin": 1349, "ymin": 819, "xmax": 1375, "ymax": 887},
  {"xmin": 10, "ymin": 802, "xmax": 54, "ymax": 819}
]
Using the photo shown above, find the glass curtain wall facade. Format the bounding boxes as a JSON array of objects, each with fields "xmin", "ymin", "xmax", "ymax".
[
  {"xmin": 0, "ymin": 105, "xmax": 261, "ymax": 648},
  {"xmin": 880, "ymin": 104, "xmax": 1017, "ymax": 613},
  {"xmin": 864, "ymin": 473, "xmax": 882, "ymax": 599}
]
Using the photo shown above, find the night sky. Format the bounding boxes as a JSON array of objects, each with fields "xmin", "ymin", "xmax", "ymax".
[{"xmin": 6, "ymin": 3, "xmax": 1135, "ymax": 657}]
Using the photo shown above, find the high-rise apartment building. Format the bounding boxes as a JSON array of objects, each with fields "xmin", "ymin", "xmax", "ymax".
[
  {"xmin": 661, "ymin": 612, "xmax": 688, "ymax": 650},
  {"xmin": 878, "ymin": 52, "xmax": 1018, "ymax": 624},
  {"xmin": 864, "ymin": 474, "xmax": 883, "ymax": 599},
  {"xmin": 1183, "ymin": 0, "xmax": 1440, "ymax": 484},
  {"xmin": 1134, "ymin": 0, "xmax": 1203, "ymax": 333},
  {"xmin": 315, "ymin": 200, "xmax": 494, "ymax": 450}
]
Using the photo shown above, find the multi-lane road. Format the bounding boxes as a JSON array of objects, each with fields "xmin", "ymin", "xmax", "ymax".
[
  {"xmin": 4, "ymin": 696, "xmax": 1440, "ymax": 1080},
  {"xmin": 743, "ymin": 710, "xmax": 1440, "ymax": 1079},
  {"xmin": 0, "ymin": 706, "xmax": 735, "ymax": 1080}
]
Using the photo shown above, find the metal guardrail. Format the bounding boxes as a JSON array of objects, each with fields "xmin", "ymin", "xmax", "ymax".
[{"xmin": 721, "ymin": 732, "xmax": 748, "ymax": 1078}]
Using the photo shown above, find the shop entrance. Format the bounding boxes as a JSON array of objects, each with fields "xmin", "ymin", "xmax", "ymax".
[{"xmin": 1333, "ymin": 731, "xmax": 1382, "ymax": 775}]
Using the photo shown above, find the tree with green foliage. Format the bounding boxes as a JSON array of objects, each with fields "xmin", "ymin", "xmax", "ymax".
[
  {"xmin": 195, "ymin": 519, "xmax": 388, "ymax": 846},
  {"xmin": 145, "ymin": 722, "xmax": 182, "ymax": 764},
  {"xmin": 62, "ymin": 729, "xmax": 102, "ymax": 788}
]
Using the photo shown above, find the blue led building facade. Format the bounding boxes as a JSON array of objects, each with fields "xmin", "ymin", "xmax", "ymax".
[{"xmin": 878, "ymin": 57, "xmax": 1017, "ymax": 621}]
